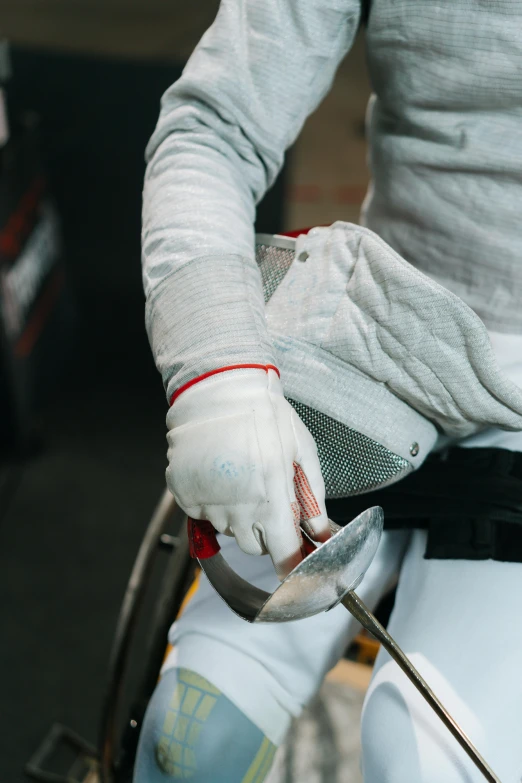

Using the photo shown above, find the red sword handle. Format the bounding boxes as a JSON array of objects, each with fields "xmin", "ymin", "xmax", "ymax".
[{"xmin": 187, "ymin": 518, "xmax": 221, "ymax": 559}]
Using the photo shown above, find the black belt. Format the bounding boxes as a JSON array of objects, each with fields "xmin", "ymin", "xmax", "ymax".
[{"xmin": 326, "ymin": 447, "xmax": 522, "ymax": 562}]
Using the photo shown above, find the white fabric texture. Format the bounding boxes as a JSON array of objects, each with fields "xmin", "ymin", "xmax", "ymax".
[
  {"xmin": 489, "ymin": 332, "xmax": 522, "ymax": 392},
  {"xmin": 166, "ymin": 368, "xmax": 330, "ymax": 577},
  {"xmin": 143, "ymin": 0, "xmax": 361, "ymax": 400},
  {"xmin": 440, "ymin": 334, "xmax": 522, "ymax": 452},
  {"xmin": 440, "ymin": 426, "xmax": 522, "ymax": 454},
  {"xmin": 143, "ymin": 0, "xmax": 522, "ymax": 408},
  {"xmin": 266, "ymin": 223, "xmax": 522, "ymax": 442},
  {"xmin": 363, "ymin": 0, "xmax": 522, "ymax": 333},
  {"xmin": 361, "ymin": 530, "xmax": 522, "ymax": 781}
]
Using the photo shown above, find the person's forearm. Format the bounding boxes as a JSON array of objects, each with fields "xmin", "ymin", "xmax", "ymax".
[
  {"xmin": 142, "ymin": 0, "xmax": 361, "ymax": 400},
  {"xmin": 143, "ymin": 123, "xmax": 274, "ymax": 400}
]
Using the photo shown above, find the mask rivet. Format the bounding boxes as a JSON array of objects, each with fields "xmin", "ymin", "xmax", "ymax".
[{"xmin": 410, "ymin": 442, "xmax": 419, "ymax": 457}]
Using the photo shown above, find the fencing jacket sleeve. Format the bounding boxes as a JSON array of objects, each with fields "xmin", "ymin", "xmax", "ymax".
[{"xmin": 142, "ymin": 0, "xmax": 362, "ymax": 401}]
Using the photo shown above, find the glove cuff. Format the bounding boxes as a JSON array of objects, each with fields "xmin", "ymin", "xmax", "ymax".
[{"xmin": 169, "ymin": 363, "xmax": 280, "ymax": 406}]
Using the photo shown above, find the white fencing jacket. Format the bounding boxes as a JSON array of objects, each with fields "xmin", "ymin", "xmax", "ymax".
[{"xmin": 142, "ymin": 0, "xmax": 522, "ymax": 471}]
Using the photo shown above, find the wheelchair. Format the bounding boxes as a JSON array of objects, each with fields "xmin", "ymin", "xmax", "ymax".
[
  {"xmin": 96, "ymin": 490, "xmax": 384, "ymax": 783},
  {"xmin": 99, "ymin": 489, "xmax": 197, "ymax": 783},
  {"xmin": 26, "ymin": 231, "xmax": 397, "ymax": 783},
  {"xmin": 97, "ymin": 229, "xmax": 404, "ymax": 783}
]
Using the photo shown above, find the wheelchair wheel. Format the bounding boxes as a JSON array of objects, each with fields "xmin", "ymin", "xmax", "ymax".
[{"xmin": 98, "ymin": 489, "xmax": 198, "ymax": 783}]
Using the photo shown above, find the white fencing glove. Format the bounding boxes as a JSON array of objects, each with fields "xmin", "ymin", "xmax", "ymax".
[{"xmin": 166, "ymin": 367, "xmax": 330, "ymax": 578}]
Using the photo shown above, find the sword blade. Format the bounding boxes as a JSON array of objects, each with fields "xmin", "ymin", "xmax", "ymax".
[{"xmin": 342, "ymin": 590, "xmax": 501, "ymax": 783}]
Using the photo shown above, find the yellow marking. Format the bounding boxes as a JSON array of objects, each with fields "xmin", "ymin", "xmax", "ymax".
[
  {"xmin": 162, "ymin": 709, "xmax": 176, "ymax": 736},
  {"xmin": 156, "ymin": 737, "xmax": 170, "ymax": 767},
  {"xmin": 172, "ymin": 741, "xmax": 183, "ymax": 765},
  {"xmin": 159, "ymin": 572, "xmax": 202, "ymax": 678},
  {"xmin": 178, "ymin": 569, "xmax": 201, "ymax": 616},
  {"xmin": 170, "ymin": 683, "xmax": 185, "ymax": 711},
  {"xmin": 254, "ymin": 744, "xmax": 277, "ymax": 783},
  {"xmin": 241, "ymin": 737, "xmax": 273, "ymax": 783},
  {"xmin": 162, "ymin": 643, "xmax": 174, "ymax": 668},
  {"xmin": 183, "ymin": 746, "xmax": 197, "ymax": 769},
  {"xmin": 174, "ymin": 714, "xmax": 189, "ymax": 743},
  {"xmin": 186, "ymin": 720, "xmax": 202, "ymax": 747},
  {"xmin": 181, "ymin": 686, "xmax": 201, "ymax": 716},
  {"xmin": 156, "ymin": 740, "xmax": 179, "ymax": 777},
  {"xmin": 180, "ymin": 668, "xmax": 220, "ymax": 696},
  {"xmin": 354, "ymin": 631, "xmax": 380, "ymax": 665},
  {"xmin": 157, "ymin": 736, "xmax": 169, "ymax": 754},
  {"xmin": 194, "ymin": 693, "xmax": 217, "ymax": 722}
]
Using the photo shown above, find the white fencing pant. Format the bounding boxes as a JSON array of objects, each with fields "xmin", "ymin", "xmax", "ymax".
[
  {"xmin": 361, "ymin": 530, "xmax": 522, "ymax": 781},
  {"xmin": 162, "ymin": 430, "xmax": 522, "ymax": 781},
  {"xmin": 164, "ymin": 530, "xmax": 522, "ymax": 781}
]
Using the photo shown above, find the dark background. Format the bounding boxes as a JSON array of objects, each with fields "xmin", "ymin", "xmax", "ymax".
[{"xmin": 0, "ymin": 40, "xmax": 287, "ymax": 783}]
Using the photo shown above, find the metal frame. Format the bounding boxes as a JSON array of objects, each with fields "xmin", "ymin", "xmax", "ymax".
[
  {"xmin": 98, "ymin": 489, "xmax": 197, "ymax": 783},
  {"xmin": 255, "ymin": 233, "xmax": 296, "ymax": 251},
  {"xmin": 25, "ymin": 724, "xmax": 98, "ymax": 783}
]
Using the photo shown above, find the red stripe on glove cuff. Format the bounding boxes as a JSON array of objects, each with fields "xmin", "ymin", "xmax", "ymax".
[{"xmin": 170, "ymin": 363, "xmax": 280, "ymax": 406}]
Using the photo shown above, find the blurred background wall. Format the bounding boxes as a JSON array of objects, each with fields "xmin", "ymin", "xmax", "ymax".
[
  {"xmin": 0, "ymin": 4, "xmax": 370, "ymax": 781},
  {"xmin": 2, "ymin": 0, "xmax": 219, "ymax": 61}
]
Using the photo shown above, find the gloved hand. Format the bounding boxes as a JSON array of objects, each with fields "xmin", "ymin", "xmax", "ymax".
[{"xmin": 166, "ymin": 367, "xmax": 330, "ymax": 578}]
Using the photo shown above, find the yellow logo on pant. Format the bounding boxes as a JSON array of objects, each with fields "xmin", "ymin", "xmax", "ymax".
[{"xmin": 156, "ymin": 668, "xmax": 220, "ymax": 777}]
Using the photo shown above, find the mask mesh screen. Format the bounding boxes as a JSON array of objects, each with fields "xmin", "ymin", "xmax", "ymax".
[
  {"xmin": 256, "ymin": 241, "xmax": 295, "ymax": 302},
  {"xmin": 287, "ymin": 400, "xmax": 413, "ymax": 498}
]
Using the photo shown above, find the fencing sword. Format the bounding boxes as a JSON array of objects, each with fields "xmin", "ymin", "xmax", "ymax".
[{"xmin": 188, "ymin": 508, "xmax": 502, "ymax": 783}]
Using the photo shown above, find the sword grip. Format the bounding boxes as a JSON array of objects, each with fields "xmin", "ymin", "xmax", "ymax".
[{"xmin": 187, "ymin": 518, "xmax": 221, "ymax": 560}]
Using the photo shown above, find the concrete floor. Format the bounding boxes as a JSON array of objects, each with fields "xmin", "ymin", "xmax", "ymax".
[{"xmin": 267, "ymin": 679, "xmax": 365, "ymax": 783}]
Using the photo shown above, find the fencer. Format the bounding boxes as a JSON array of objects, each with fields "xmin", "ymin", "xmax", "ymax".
[{"xmin": 134, "ymin": 1, "xmax": 522, "ymax": 781}]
